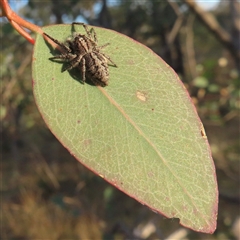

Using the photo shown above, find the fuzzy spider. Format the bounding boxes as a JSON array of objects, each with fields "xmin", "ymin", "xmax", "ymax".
[{"xmin": 44, "ymin": 22, "xmax": 117, "ymax": 87}]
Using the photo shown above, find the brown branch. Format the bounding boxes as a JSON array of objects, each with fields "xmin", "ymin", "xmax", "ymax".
[
  {"xmin": 186, "ymin": 14, "xmax": 197, "ymax": 80},
  {"xmin": 167, "ymin": 1, "xmax": 184, "ymax": 45},
  {"xmin": 183, "ymin": 0, "xmax": 240, "ymax": 67}
]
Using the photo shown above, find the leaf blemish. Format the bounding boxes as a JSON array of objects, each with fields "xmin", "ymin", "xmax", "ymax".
[
  {"xmin": 200, "ymin": 123, "xmax": 207, "ymax": 139},
  {"xmin": 127, "ymin": 59, "xmax": 135, "ymax": 65},
  {"xmin": 83, "ymin": 139, "xmax": 92, "ymax": 146},
  {"xmin": 136, "ymin": 91, "xmax": 147, "ymax": 102}
]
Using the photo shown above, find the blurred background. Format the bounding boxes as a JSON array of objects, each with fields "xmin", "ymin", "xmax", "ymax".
[{"xmin": 1, "ymin": 0, "xmax": 239, "ymax": 239}]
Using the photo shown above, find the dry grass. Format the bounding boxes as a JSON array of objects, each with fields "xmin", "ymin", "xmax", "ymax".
[
  {"xmin": 2, "ymin": 189, "xmax": 102, "ymax": 239},
  {"xmin": 1, "ymin": 139, "xmax": 104, "ymax": 239}
]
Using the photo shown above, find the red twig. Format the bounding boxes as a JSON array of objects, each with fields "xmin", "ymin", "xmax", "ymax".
[{"xmin": 0, "ymin": 0, "xmax": 44, "ymax": 44}]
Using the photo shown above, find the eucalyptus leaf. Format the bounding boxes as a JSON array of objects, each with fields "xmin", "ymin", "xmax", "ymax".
[{"xmin": 32, "ymin": 24, "xmax": 218, "ymax": 233}]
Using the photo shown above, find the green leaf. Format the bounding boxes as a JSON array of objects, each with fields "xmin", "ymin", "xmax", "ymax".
[{"xmin": 32, "ymin": 24, "xmax": 218, "ymax": 233}]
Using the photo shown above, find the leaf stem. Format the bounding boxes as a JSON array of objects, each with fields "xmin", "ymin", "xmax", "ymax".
[{"xmin": 0, "ymin": 0, "xmax": 44, "ymax": 44}]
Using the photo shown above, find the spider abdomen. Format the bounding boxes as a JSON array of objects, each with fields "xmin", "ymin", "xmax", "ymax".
[{"xmin": 83, "ymin": 52, "xmax": 109, "ymax": 87}]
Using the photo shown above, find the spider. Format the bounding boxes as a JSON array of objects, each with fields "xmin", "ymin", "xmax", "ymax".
[{"xmin": 44, "ymin": 22, "xmax": 117, "ymax": 87}]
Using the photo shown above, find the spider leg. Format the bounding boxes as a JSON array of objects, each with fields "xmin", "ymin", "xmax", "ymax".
[
  {"xmin": 95, "ymin": 43, "xmax": 117, "ymax": 66},
  {"xmin": 80, "ymin": 58, "xmax": 86, "ymax": 82},
  {"xmin": 72, "ymin": 22, "xmax": 97, "ymax": 43},
  {"xmin": 49, "ymin": 54, "xmax": 67, "ymax": 61},
  {"xmin": 98, "ymin": 51, "xmax": 117, "ymax": 67},
  {"xmin": 49, "ymin": 53, "xmax": 76, "ymax": 61},
  {"xmin": 63, "ymin": 55, "xmax": 83, "ymax": 72},
  {"xmin": 89, "ymin": 26, "xmax": 97, "ymax": 43},
  {"xmin": 44, "ymin": 33, "xmax": 71, "ymax": 53},
  {"xmin": 97, "ymin": 43, "xmax": 110, "ymax": 50},
  {"xmin": 72, "ymin": 22, "xmax": 90, "ymax": 36}
]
